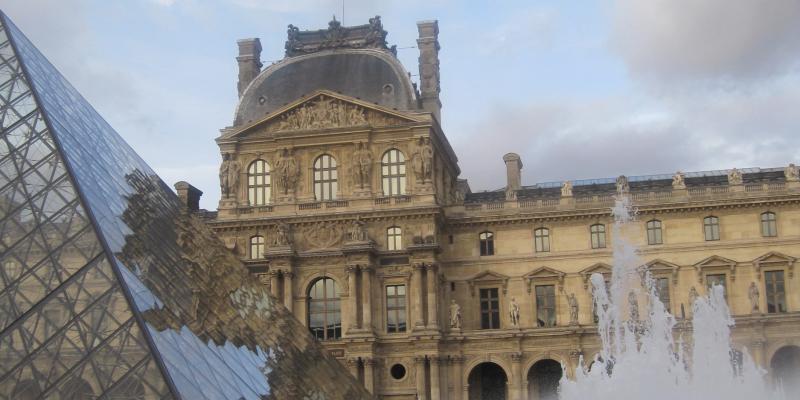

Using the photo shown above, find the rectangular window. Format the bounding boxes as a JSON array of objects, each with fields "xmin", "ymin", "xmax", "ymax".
[
  {"xmin": 534, "ymin": 228, "xmax": 550, "ymax": 253},
  {"xmin": 590, "ymin": 225, "xmax": 606, "ymax": 249},
  {"xmin": 535, "ymin": 285, "xmax": 556, "ymax": 327},
  {"xmin": 765, "ymin": 271, "xmax": 786, "ymax": 314},
  {"xmin": 704, "ymin": 217, "xmax": 720, "ymax": 241},
  {"xmin": 592, "ymin": 279, "xmax": 611, "ymax": 323},
  {"xmin": 706, "ymin": 274, "xmax": 727, "ymax": 299},
  {"xmin": 386, "ymin": 285, "xmax": 407, "ymax": 332},
  {"xmin": 761, "ymin": 212, "xmax": 777, "ymax": 237},
  {"xmin": 655, "ymin": 277, "xmax": 671, "ymax": 312},
  {"xmin": 479, "ymin": 288, "xmax": 500, "ymax": 329}
]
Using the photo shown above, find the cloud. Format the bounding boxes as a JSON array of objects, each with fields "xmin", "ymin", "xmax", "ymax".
[{"xmin": 611, "ymin": 0, "xmax": 800, "ymax": 83}]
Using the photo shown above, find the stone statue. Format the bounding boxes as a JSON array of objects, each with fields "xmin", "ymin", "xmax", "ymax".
[
  {"xmin": 346, "ymin": 217, "xmax": 368, "ymax": 242},
  {"xmin": 509, "ymin": 297, "xmax": 520, "ymax": 327},
  {"xmin": 672, "ymin": 171, "xmax": 686, "ymax": 189},
  {"xmin": 749, "ymin": 282, "xmax": 760, "ymax": 313},
  {"xmin": 275, "ymin": 148, "xmax": 299, "ymax": 194},
  {"xmin": 352, "ymin": 142, "xmax": 373, "ymax": 189},
  {"xmin": 273, "ymin": 223, "xmax": 292, "ymax": 247},
  {"xmin": 561, "ymin": 181, "xmax": 573, "ymax": 197},
  {"xmin": 616, "ymin": 175, "xmax": 629, "ymax": 194},
  {"xmin": 785, "ymin": 163, "xmax": 799, "ymax": 182},
  {"xmin": 412, "ymin": 137, "xmax": 433, "ymax": 183},
  {"xmin": 728, "ymin": 168, "xmax": 743, "ymax": 185},
  {"xmin": 449, "ymin": 299, "xmax": 462, "ymax": 329},
  {"xmin": 567, "ymin": 293, "xmax": 579, "ymax": 325},
  {"xmin": 219, "ymin": 153, "xmax": 231, "ymax": 198},
  {"xmin": 689, "ymin": 286, "xmax": 699, "ymax": 306},
  {"xmin": 628, "ymin": 291, "xmax": 639, "ymax": 321}
]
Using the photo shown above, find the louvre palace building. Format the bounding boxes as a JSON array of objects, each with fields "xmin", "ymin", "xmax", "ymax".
[{"xmin": 193, "ymin": 16, "xmax": 800, "ymax": 400}]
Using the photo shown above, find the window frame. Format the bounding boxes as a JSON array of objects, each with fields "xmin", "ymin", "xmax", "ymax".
[
  {"xmin": 764, "ymin": 270, "xmax": 787, "ymax": 314},
  {"xmin": 590, "ymin": 223, "xmax": 606, "ymax": 249},
  {"xmin": 535, "ymin": 284, "xmax": 556, "ymax": 327},
  {"xmin": 247, "ymin": 159, "xmax": 271, "ymax": 206},
  {"xmin": 307, "ymin": 278, "xmax": 342, "ymax": 341},
  {"xmin": 479, "ymin": 287, "xmax": 501, "ymax": 329},
  {"xmin": 381, "ymin": 149, "xmax": 407, "ymax": 196},
  {"xmin": 703, "ymin": 216, "xmax": 720, "ymax": 241},
  {"xmin": 705, "ymin": 273, "xmax": 728, "ymax": 300},
  {"xmin": 534, "ymin": 227, "xmax": 551, "ymax": 253},
  {"xmin": 387, "ymin": 226, "xmax": 402, "ymax": 251},
  {"xmin": 646, "ymin": 219, "xmax": 663, "ymax": 245},
  {"xmin": 654, "ymin": 277, "xmax": 671, "ymax": 313},
  {"xmin": 479, "ymin": 231, "xmax": 495, "ymax": 256},
  {"xmin": 761, "ymin": 211, "xmax": 777, "ymax": 237},
  {"xmin": 313, "ymin": 154, "xmax": 338, "ymax": 201},
  {"xmin": 249, "ymin": 235, "xmax": 265, "ymax": 259},
  {"xmin": 385, "ymin": 284, "xmax": 407, "ymax": 333}
]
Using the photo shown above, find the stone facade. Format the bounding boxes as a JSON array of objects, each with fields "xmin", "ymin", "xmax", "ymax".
[{"xmin": 199, "ymin": 17, "xmax": 800, "ymax": 400}]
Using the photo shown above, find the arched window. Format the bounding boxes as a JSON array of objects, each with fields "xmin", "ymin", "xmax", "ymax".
[
  {"xmin": 247, "ymin": 159, "xmax": 271, "ymax": 205},
  {"xmin": 704, "ymin": 216, "xmax": 720, "ymax": 241},
  {"xmin": 534, "ymin": 228, "xmax": 550, "ymax": 253},
  {"xmin": 307, "ymin": 278, "xmax": 341, "ymax": 340},
  {"xmin": 590, "ymin": 224, "xmax": 606, "ymax": 249},
  {"xmin": 646, "ymin": 220, "xmax": 663, "ymax": 245},
  {"xmin": 313, "ymin": 154, "xmax": 338, "ymax": 201},
  {"xmin": 250, "ymin": 235, "xmax": 265, "ymax": 259},
  {"xmin": 381, "ymin": 149, "xmax": 406, "ymax": 196},
  {"xmin": 387, "ymin": 226, "xmax": 402, "ymax": 250},
  {"xmin": 761, "ymin": 212, "xmax": 777, "ymax": 237},
  {"xmin": 479, "ymin": 231, "xmax": 495, "ymax": 256}
]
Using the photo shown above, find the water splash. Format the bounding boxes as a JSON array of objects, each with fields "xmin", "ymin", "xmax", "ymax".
[{"xmin": 559, "ymin": 194, "xmax": 779, "ymax": 400}]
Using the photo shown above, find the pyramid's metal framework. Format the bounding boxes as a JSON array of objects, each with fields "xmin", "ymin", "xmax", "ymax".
[{"xmin": 0, "ymin": 12, "xmax": 371, "ymax": 400}]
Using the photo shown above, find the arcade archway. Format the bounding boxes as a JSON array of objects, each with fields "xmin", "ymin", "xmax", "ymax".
[
  {"xmin": 527, "ymin": 359, "xmax": 562, "ymax": 400},
  {"xmin": 468, "ymin": 362, "xmax": 507, "ymax": 400},
  {"xmin": 771, "ymin": 345, "xmax": 800, "ymax": 395}
]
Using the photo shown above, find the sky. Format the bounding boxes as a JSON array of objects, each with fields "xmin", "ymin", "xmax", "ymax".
[{"xmin": 2, "ymin": 0, "xmax": 800, "ymax": 209}]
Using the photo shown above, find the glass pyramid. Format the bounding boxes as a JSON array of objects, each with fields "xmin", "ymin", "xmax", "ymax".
[{"xmin": 0, "ymin": 11, "xmax": 371, "ymax": 400}]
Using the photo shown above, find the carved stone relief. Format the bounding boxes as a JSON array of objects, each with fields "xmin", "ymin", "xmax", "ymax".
[
  {"xmin": 303, "ymin": 221, "xmax": 344, "ymax": 249},
  {"xmin": 265, "ymin": 95, "xmax": 403, "ymax": 133}
]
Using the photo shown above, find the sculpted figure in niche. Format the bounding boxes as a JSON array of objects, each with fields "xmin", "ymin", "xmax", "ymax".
[
  {"xmin": 275, "ymin": 148, "xmax": 299, "ymax": 194},
  {"xmin": 449, "ymin": 299, "xmax": 462, "ymax": 329},
  {"xmin": 411, "ymin": 137, "xmax": 434, "ymax": 183},
  {"xmin": 273, "ymin": 223, "xmax": 292, "ymax": 247},
  {"xmin": 728, "ymin": 168, "xmax": 743, "ymax": 185},
  {"xmin": 219, "ymin": 153, "xmax": 239, "ymax": 198},
  {"xmin": 561, "ymin": 180, "xmax": 573, "ymax": 197},
  {"xmin": 567, "ymin": 292, "xmax": 579, "ymax": 325},
  {"xmin": 509, "ymin": 297, "xmax": 521, "ymax": 327},
  {"xmin": 346, "ymin": 217, "xmax": 369, "ymax": 242},
  {"xmin": 352, "ymin": 142, "xmax": 373, "ymax": 189},
  {"xmin": 616, "ymin": 175, "xmax": 629, "ymax": 194},
  {"xmin": 628, "ymin": 291, "xmax": 639, "ymax": 321},
  {"xmin": 785, "ymin": 163, "xmax": 799, "ymax": 182},
  {"xmin": 689, "ymin": 286, "xmax": 699, "ymax": 307},
  {"xmin": 749, "ymin": 282, "xmax": 760, "ymax": 313},
  {"xmin": 672, "ymin": 171, "xmax": 686, "ymax": 189}
]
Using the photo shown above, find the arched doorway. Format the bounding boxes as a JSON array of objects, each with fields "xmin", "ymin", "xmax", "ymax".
[
  {"xmin": 468, "ymin": 362, "xmax": 507, "ymax": 400},
  {"xmin": 527, "ymin": 359, "xmax": 562, "ymax": 400},
  {"xmin": 771, "ymin": 345, "xmax": 800, "ymax": 395}
]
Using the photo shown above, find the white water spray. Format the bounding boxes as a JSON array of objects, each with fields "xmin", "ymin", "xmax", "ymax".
[{"xmin": 558, "ymin": 194, "xmax": 779, "ymax": 400}]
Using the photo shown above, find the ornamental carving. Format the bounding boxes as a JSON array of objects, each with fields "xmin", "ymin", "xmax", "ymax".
[
  {"xmin": 304, "ymin": 221, "xmax": 344, "ymax": 249},
  {"xmin": 265, "ymin": 95, "xmax": 403, "ymax": 133}
]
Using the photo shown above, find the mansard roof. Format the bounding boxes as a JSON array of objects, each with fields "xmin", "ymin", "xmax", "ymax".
[{"xmin": 235, "ymin": 17, "xmax": 419, "ymax": 127}]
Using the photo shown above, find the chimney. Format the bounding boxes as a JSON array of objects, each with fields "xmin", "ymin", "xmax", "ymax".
[
  {"xmin": 236, "ymin": 38, "xmax": 263, "ymax": 97},
  {"xmin": 174, "ymin": 181, "xmax": 203, "ymax": 212},
  {"xmin": 416, "ymin": 20, "xmax": 441, "ymax": 121},
  {"xmin": 503, "ymin": 153, "xmax": 523, "ymax": 191}
]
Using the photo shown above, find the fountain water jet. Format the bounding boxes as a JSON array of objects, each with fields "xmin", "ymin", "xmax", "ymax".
[{"xmin": 558, "ymin": 194, "xmax": 780, "ymax": 400}]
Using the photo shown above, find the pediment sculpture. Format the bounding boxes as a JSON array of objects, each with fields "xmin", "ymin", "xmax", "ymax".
[{"xmin": 264, "ymin": 95, "xmax": 405, "ymax": 133}]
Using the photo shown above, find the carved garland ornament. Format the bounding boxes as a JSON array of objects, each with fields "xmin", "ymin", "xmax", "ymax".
[{"xmin": 303, "ymin": 221, "xmax": 345, "ymax": 249}]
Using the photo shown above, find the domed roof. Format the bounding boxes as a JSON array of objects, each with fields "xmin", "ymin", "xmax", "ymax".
[{"xmin": 235, "ymin": 48, "xmax": 419, "ymax": 126}]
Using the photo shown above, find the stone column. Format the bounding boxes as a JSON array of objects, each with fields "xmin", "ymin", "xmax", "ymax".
[
  {"xmin": 451, "ymin": 356, "xmax": 464, "ymax": 400},
  {"xmin": 511, "ymin": 352, "xmax": 523, "ymax": 400},
  {"xmin": 413, "ymin": 263, "xmax": 426, "ymax": 329},
  {"xmin": 346, "ymin": 358, "xmax": 359, "ymax": 379},
  {"xmin": 269, "ymin": 271, "xmax": 280, "ymax": 298},
  {"xmin": 347, "ymin": 265, "xmax": 359, "ymax": 331},
  {"xmin": 283, "ymin": 271, "xmax": 294, "ymax": 313},
  {"xmin": 567, "ymin": 350, "xmax": 583, "ymax": 380},
  {"xmin": 426, "ymin": 264, "xmax": 440, "ymax": 329},
  {"xmin": 415, "ymin": 356, "xmax": 428, "ymax": 400},
  {"xmin": 752, "ymin": 340, "xmax": 766, "ymax": 368},
  {"xmin": 362, "ymin": 266, "xmax": 373, "ymax": 332},
  {"xmin": 364, "ymin": 357, "xmax": 375, "ymax": 394},
  {"xmin": 430, "ymin": 356, "xmax": 441, "ymax": 400}
]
